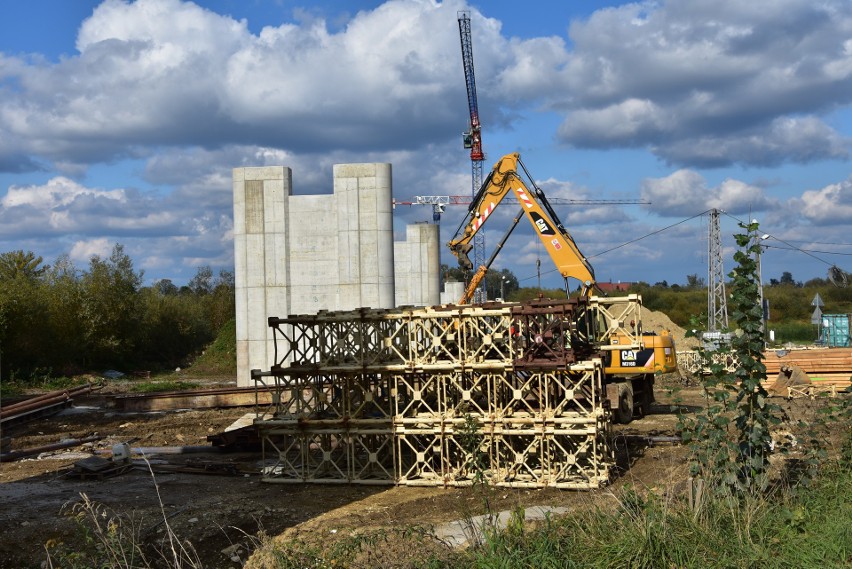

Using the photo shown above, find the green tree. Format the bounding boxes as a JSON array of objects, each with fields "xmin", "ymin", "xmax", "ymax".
[
  {"xmin": 484, "ymin": 268, "xmax": 518, "ymax": 300},
  {"xmin": 441, "ymin": 263, "xmax": 466, "ymax": 284},
  {"xmin": 154, "ymin": 278, "xmax": 178, "ymax": 296},
  {"xmin": 80, "ymin": 244, "xmax": 143, "ymax": 368},
  {"xmin": 41, "ymin": 255, "xmax": 85, "ymax": 374},
  {"xmin": 187, "ymin": 266, "xmax": 214, "ymax": 295},
  {"xmin": 0, "ymin": 250, "xmax": 48, "ymax": 281},
  {"xmin": 0, "ymin": 272, "xmax": 49, "ymax": 376},
  {"xmin": 685, "ymin": 273, "xmax": 705, "ymax": 289},
  {"xmin": 679, "ymin": 221, "xmax": 781, "ymax": 496}
]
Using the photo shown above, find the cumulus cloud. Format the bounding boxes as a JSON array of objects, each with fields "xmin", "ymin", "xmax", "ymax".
[
  {"xmin": 553, "ymin": 0, "xmax": 852, "ymax": 166},
  {"xmin": 0, "ymin": 0, "xmax": 491, "ymax": 171},
  {"xmin": 796, "ymin": 175, "xmax": 852, "ymax": 224},
  {"xmin": 69, "ymin": 237, "xmax": 113, "ymax": 263},
  {"xmin": 0, "ymin": 174, "xmax": 232, "ymax": 280},
  {"xmin": 2, "ymin": 0, "xmax": 850, "ymax": 174},
  {"xmin": 640, "ymin": 169, "xmax": 773, "ymax": 216}
]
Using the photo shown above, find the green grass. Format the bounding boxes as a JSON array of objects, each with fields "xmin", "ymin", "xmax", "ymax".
[
  {"xmin": 1, "ymin": 370, "xmax": 88, "ymax": 397},
  {"xmin": 186, "ymin": 317, "xmax": 236, "ymax": 375},
  {"xmin": 245, "ymin": 462, "xmax": 851, "ymax": 569},
  {"xmin": 129, "ymin": 380, "xmax": 200, "ymax": 393},
  {"xmin": 460, "ymin": 468, "xmax": 852, "ymax": 569}
]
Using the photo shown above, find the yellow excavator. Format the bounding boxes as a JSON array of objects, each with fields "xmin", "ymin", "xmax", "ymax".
[{"xmin": 448, "ymin": 152, "xmax": 678, "ymax": 422}]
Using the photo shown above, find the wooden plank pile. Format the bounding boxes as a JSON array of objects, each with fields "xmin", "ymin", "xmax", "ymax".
[{"xmin": 763, "ymin": 347, "xmax": 852, "ymax": 385}]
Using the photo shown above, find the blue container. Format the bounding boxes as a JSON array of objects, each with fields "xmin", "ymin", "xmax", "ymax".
[{"xmin": 821, "ymin": 314, "xmax": 851, "ymax": 347}]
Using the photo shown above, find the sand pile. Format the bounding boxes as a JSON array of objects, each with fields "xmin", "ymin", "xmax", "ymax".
[{"xmin": 642, "ymin": 308, "xmax": 700, "ymax": 350}]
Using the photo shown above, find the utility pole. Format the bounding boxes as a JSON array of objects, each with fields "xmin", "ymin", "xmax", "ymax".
[
  {"xmin": 707, "ymin": 209, "xmax": 728, "ymax": 331},
  {"xmin": 753, "ymin": 221, "xmax": 767, "ymax": 342}
]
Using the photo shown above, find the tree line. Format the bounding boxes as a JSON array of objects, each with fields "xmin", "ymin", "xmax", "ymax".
[
  {"xmin": 0, "ymin": 246, "xmax": 235, "ymax": 381},
  {"xmin": 447, "ymin": 264, "xmax": 852, "ymax": 343}
]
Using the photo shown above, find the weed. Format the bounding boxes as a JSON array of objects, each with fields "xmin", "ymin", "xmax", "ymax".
[
  {"xmin": 44, "ymin": 458, "xmax": 202, "ymax": 569},
  {"xmin": 129, "ymin": 380, "xmax": 200, "ymax": 393}
]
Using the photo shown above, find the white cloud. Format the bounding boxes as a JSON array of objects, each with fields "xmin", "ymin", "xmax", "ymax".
[
  {"xmin": 797, "ymin": 175, "xmax": 852, "ymax": 224},
  {"xmin": 552, "ymin": 0, "xmax": 852, "ymax": 166},
  {"xmin": 557, "ymin": 99, "xmax": 670, "ymax": 146},
  {"xmin": 0, "ymin": 0, "xmax": 484, "ymax": 170},
  {"xmin": 2, "ymin": 176, "xmax": 124, "ymax": 208},
  {"xmin": 69, "ymin": 237, "xmax": 113, "ymax": 263},
  {"xmin": 640, "ymin": 169, "xmax": 773, "ymax": 216}
]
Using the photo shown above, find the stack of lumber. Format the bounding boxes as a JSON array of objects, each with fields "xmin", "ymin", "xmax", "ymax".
[{"xmin": 763, "ymin": 347, "xmax": 852, "ymax": 387}]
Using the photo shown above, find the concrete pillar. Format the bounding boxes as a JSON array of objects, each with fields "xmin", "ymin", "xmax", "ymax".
[
  {"xmin": 441, "ymin": 281, "xmax": 465, "ymax": 304},
  {"xmin": 233, "ymin": 161, "xmax": 396, "ymax": 386},
  {"xmin": 233, "ymin": 166, "xmax": 292, "ymax": 385},
  {"xmin": 334, "ymin": 163, "xmax": 395, "ymax": 310},
  {"xmin": 394, "ymin": 222, "xmax": 440, "ymax": 307}
]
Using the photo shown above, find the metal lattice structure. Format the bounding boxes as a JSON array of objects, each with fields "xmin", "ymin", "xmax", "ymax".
[
  {"xmin": 458, "ymin": 11, "xmax": 487, "ymax": 302},
  {"xmin": 251, "ymin": 297, "xmax": 632, "ymax": 488},
  {"xmin": 707, "ymin": 209, "xmax": 728, "ymax": 331}
]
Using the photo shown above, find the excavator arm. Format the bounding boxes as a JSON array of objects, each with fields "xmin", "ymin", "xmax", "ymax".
[{"xmin": 449, "ymin": 153, "xmax": 597, "ymax": 299}]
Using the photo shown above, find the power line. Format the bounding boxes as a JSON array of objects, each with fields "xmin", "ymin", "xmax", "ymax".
[
  {"xmin": 720, "ymin": 211, "xmax": 836, "ymax": 267},
  {"xmin": 589, "ymin": 210, "xmax": 712, "ymax": 259},
  {"xmin": 763, "ymin": 244, "xmax": 852, "ymax": 256},
  {"xmin": 778, "ymin": 240, "xmax": 852, "ymax": 247},
  {"xmin": 516, "ymin": 210, "xmax": 712, "ymax": 284}
]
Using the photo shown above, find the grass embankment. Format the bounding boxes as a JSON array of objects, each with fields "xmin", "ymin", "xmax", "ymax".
[{"xmin": 250, "ymin": 464, "xmax": 851, "ymax": 568}]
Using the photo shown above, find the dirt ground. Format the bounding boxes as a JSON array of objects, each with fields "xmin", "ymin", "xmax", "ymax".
[{"xmin": 0, "ymin": 376, "xmax": 836, "ymax": 569}]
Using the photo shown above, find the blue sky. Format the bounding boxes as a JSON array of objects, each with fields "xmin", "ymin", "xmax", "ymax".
[{"xmin": 1, "ymin": 0, "xmax": 851, "ymax": 295}]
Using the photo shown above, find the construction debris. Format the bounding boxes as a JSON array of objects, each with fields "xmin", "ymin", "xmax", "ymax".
[
  {"xmin": 763, "ymin": 347, "xmax": 852, "ymax": 386},
  {"xmin": 64, "ymin": 455, "xmax": 134, "ymax": 480},
  {"xmin": 0, "ymin": 435, "xmax": 103, "ymax": 463},
  {"xmin": 768, "ymin": 363, "xmax": 812, "ymax": 395}
]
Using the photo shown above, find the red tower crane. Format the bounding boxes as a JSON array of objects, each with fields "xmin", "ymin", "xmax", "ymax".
[{"xmin": 458, "ymin": 10, "xmax": 486, "ymax": 302}]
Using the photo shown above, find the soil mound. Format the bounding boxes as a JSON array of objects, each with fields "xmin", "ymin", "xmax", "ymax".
[{"xmin": 642, "ymin": 308, "xmax": 699, "ymax": 350}]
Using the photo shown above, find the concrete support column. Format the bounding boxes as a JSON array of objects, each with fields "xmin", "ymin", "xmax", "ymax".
[
  {"xmin": 233, "ymin": 166, "xmax": 292, "ymax": 385},
  {"xmin": 334, "ymin": 163, "xmax": 395, "ymax": 310},
  {"xmin": 394, "ymin": 222, "xmax": 440, "ymax": 307}
]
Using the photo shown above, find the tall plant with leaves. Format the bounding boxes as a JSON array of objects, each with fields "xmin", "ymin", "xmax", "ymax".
[
  {"xmin": 728, "ymin": 221, "xmax": 779, "ymax": 491},
  {"xmin": 679, "ymin": 221, "xmax": 781, "ymax": 496}
]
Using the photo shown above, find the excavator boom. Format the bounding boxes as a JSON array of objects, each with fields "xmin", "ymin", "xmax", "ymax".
[{"xmin": 449, "ymin": 153, "xmax": 596, "ymax": 297}]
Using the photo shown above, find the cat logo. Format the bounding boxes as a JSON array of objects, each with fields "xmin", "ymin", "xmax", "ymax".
[
  {"xmin": 530, "ymin": 212, "xmax": 554, "ymax": 235},
  {"xmin": 621, "ymin": 350, "xmax": 637, "ymax": 366}
]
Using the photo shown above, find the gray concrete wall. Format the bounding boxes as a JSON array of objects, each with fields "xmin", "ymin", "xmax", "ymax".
[
  {"xmin": 441, "ymin": 281, "xmax": 465, "ymax": 304},
  {"xmin": 394, "ymin": 222, "xmax": 440, "ymax": 307},
  {"xmin": 233, "ymin": 163, "xmax": 395, "ymax": 386},
  {"xmin": 233, "ymin": 167, "xmax": 293, "ymax": 386}
]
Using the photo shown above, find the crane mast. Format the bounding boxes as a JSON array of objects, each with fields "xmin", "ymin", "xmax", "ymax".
[{"xmin": 458, "ymin": 10, "xmax": 486, "ymax": 302}]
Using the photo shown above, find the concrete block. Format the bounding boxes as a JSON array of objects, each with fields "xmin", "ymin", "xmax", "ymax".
[
  {"xmin": 334, "ymin": 163, "xmax": 377, "ymax": 179},
  {"xmin": 234, "ymin": 160, "xmax": 400, "ymax": 384},
  {"xmin": 245, "ymin": 166, "xmax": 286, "ymax": 181},
  {"xmin": 233, "ymin": 234, "xmax": 247, "ymax": 284},
  {"xmin": 244, "ymin": 234, "xmax": 267, "ymax": 286},
  {"xmin": 263, "ymin": 180, "xmax": 288, "ymax": 234}
]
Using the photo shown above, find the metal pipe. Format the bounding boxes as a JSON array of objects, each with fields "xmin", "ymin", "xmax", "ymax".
[
  {"xmin": 95, "ymin": 445, "xmax": 221, "ymax": 456},
  {"xmin": 0, "ymin": 383, "xmax": 95, "ymax": 415},
  {"xmin": 0, "ymin": 395, "xmax": 71, "ymax": 419},
  {"xmin": 0, "ymin": 435, "xmax": 103, "ymax": 462}
]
